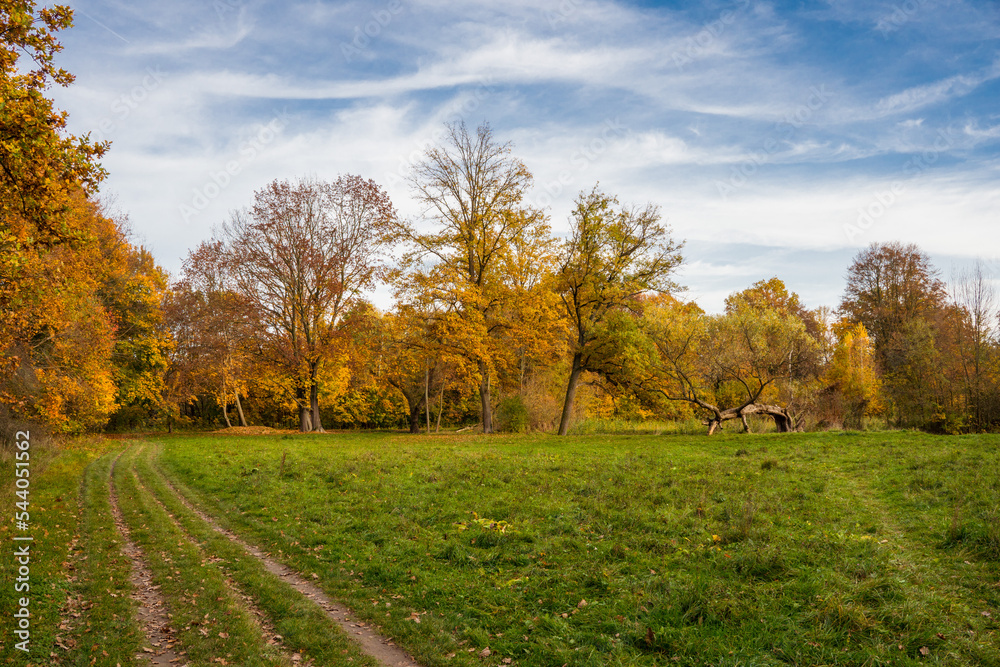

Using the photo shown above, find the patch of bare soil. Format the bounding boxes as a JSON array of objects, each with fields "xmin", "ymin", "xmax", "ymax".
[
  {"xmin": 108, "ymin": 453, "xmax": 183, "ymax": 666},
  {"xmin": 155, "ymin": 466, "xmax": 423, "ymax": 667}
]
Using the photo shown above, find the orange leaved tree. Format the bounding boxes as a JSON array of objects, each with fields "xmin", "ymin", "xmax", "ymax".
[{"xmin": 212, "ymin": 176, "xmax": 396, "ymax": 432}]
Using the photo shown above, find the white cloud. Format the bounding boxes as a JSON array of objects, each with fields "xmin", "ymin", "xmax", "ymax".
[
  {"xmin": 872, "ymin": 60, "xmax": 1000, "ymax": 118},
  {"xmin": 47, "ymin": 0, "xmax": 999, "ymax": 311}
]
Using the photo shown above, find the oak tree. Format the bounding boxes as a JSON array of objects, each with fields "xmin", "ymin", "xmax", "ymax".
[
  {"xmin": 555, "ymin": 186, "xmax": 682, "ymax": 435},
  {"xmin": 2, "ymin": 1, "xmax": 109, "ymax": 411}
]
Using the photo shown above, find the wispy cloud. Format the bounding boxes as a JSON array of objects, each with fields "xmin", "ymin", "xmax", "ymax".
[
  {"xmin": 872, "ymin": 62, "xmax": 1000, "ymax": 117},
  {"xmin": 50, "ymin": 0, "xmax": 1000, "ymax": 310}
]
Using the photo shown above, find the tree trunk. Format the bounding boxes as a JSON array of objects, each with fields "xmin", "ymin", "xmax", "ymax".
[
  {"xmin": 425, "ymin": 361, "xmax": 431, "ymax": 434},
  {"xmin": 309, "ymin": 362, "xmax": 325, "ymax": 433},
  {"xmin": 558, "ymin": 354, "xmax": 584, "ymax": 436},
  {"xmin": 519, "ymin": 348, "xmax": 526, "ymax": 393},
  {"xmin": 310, "ymin": 385, "xmax": 324, "ymax": 433},
  {"xmin": 771, "ymin": 411, "xmax": 793, "ymax": 432},
  {"xmin": 296, "ymin": 386, "xmax": 311, "ymax": 432},
  {"xmin": 436, "ymin": 384, "xmax": 445, "ymax": 433},
  {"xmin": 479, "ymin": 361, "xmax": 493, "ymax": 434},
  {"xmin": 408, "ymin": 401, "xmax": 422, "ymax": 434},
  {"xmin": 235, "ymin": 392, "xmax": 247, "ymax": 427},
  {"xmin": 222, "ymin": 398, "xmax": 232, "ymax": 428},
  {"xmin": 700, "ymin": 403, "xmax": 797, "ymax": 435}
]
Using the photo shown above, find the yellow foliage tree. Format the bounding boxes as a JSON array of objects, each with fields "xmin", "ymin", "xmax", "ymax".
[
  {"xmin": 397, "ymin": 122, "xmax": 558, "ymax": 433},
  {"xmin": 826, "ymin": 322, "xmax": 882, "ymax": 428}
]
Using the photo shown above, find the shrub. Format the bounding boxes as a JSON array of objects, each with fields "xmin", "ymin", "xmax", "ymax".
[{"xmin": 495, "ymin": 396, "xmax": 530, "ymax": 433}]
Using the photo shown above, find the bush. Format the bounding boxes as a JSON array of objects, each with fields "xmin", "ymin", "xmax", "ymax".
[
  {"xmin": 495, "ymin": 396, "xmax": 531, "ymax": 433},
  {"xmin": 925, "ymin": 407, "xmax": 966, "ymax": 435}
]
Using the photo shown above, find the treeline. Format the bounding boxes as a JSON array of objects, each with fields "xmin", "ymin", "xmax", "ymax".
[
  {"xmin": 146, "ymin": 125, "xmax": 1000, "ymax": 436},
  {"xmin": 1, "ymin": 2, "xmax": 170, "ymax": 437},
  {"xmin": 3, "ymin": 3, "xmax": 999, "ymax": 437}
]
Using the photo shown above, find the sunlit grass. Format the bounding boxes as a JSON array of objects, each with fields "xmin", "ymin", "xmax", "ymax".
[
  {"xmin": 132, "ymin": 442, "xmax": 383, "ymax": 667},
  {"xmin": 156, "ymin": 431, "xmax": 1000, "ymax": 666},
  {"xmin": 0, "ymin": 436, "xmax": 122, "ymax": 665}
]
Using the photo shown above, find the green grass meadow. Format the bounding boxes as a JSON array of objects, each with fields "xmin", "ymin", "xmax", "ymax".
[
  {"xmin": 156, "ymin": 431, "xmax": 999, "ymax": 666},
  {"xmin": 2, "ymin": 430, "xmax": 999, "ymax": 666}
]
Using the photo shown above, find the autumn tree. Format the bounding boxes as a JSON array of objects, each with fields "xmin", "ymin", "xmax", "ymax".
[
  {"xmin": 645, "ymin": 293, "xmax": 819, "ymax": 434},
  {"xmin": 370, "ymin": 308, "xmax": 447, "ymax": 434},
  {"xmin": 2, "ymin": 194, "xmax": 170, "ymax": 432},
  {"xmin": 95, "ymin": 209, "xmax": 172, "ymax": 430},
  {"xmin": 0, "ymin": 1, "xmax": 106, "ymax": 240},
  {"xmin": 951, "ymin": 261, "xmax": 999, "ymax": 430},
  {"xmin": 839, "ymin": 242, "xmax": 950, "ymax": 426},
  {"xmin": 825, "ymin": 322, "xmax": 882, "ymax": 428},
  {"xmin": 2, "ymin": 1, "xmax": 109, "ymax": 423},
  {"xmin": 1, "ymin": 196, "xmax": 118, "ymax": 431},
  {"xmin": 555, "ymin": 186, "xmax": 682, "ymax": 435},
  {"xmin": 840, "ymin": 242, "xmax": 946, "ymax": 362},
  {"xmin": 216, "ymin": 176, "xmax": 395, "ymax": 432},
  {"xmin": 167, "ymin": 240, "xmax": 259, "ymax": 428},
  {"xmin": 2, "ymin": 4, "xmax": 173, "ymax": 434},
  {"xmin": 397, "ymin": 122, "xmax": 551, "ymax": 433}
]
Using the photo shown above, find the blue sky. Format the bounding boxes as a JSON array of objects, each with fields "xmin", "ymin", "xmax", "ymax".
[{"xmin": 50, "ymin": 0, "xmax": 1000, "ymax": 312}]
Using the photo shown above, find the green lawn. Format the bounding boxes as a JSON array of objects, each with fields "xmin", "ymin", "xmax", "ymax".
[
  {"xmin": 3, "ymin": 431, "xmax": 998, "ymax": 666},
  {"xmin": 150, "ymin": 431, "xmax": 1000, "ymax": 667},
  {"xmin": 0, "ymin": 438, "xmax": 144, "ymax": 666}
]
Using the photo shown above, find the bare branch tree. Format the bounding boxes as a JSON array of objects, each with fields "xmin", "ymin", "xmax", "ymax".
[{"xmin": 218, "ymin": 176, "xmax": 396, "ymax": 432}]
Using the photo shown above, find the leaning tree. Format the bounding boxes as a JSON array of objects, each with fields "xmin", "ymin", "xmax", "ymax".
[
  {"xmin": 644, "ymin": 296, "xmax": 820, "ymax": 435},
  {"xmin": 555, "ymin": 186, "xmax": 683, "ymax": 435}
]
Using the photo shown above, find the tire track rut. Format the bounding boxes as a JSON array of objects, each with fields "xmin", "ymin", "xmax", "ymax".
[
  {"xmin": 108, "ymin": 450, "xmax": 183, "ymax": 666},
  {"xmin": 128, "ymin": 463, "xmax": 296, "ymax": 665},
  {"xmin": 148, "ymin": 449, "xmax": 423, "ymax": 667}
]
